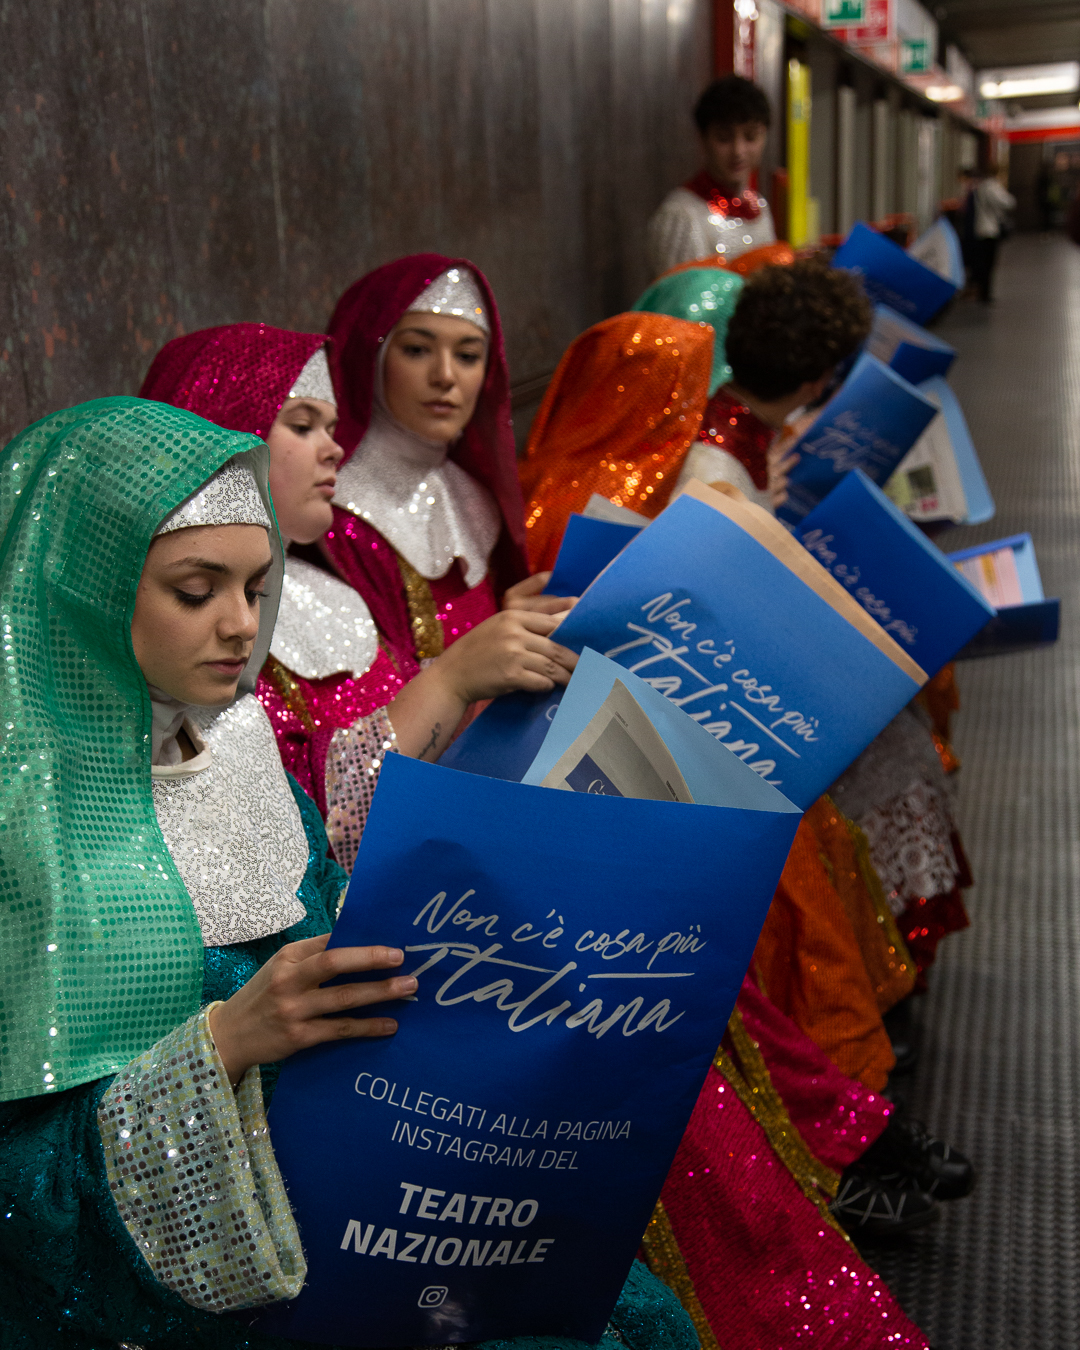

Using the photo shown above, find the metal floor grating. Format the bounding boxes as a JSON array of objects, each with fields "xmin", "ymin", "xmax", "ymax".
[{"xmin": 851, "ymin": 234, "xmax": 1080, "ymax": 1350}]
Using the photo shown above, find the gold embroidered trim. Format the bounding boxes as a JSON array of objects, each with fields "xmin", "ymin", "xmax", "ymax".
[
  {"xmin": 717, "ymin": 1013, "xmax": 851, "ymax": 1244},
  {"xmin": 839, "ymin": 805, "xmax": 916, "ymax": 992},
  {"xmin": 266, "ymin": 656, "xmax": 316, "ymax": 733},
  {"xmin": 641, "ymin": 1199, "xmax": 723, "ymax": 1350},
  {"xmin": 396, "ymin": 552, "xmax": 444, "ymax": 660}
]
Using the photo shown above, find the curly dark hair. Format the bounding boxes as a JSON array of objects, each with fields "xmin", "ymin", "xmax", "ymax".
[
  {"xmin": 725, "ymin": 259, "xmax": 871, "ymax": 401},
  {"xmin": 693, "ymin": 76, "xmax": 772, "ymax": 134}
]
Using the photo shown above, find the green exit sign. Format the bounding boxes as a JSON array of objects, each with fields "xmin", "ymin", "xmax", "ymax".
[
  {"xmin": 822, "ymin": 0, "xmax": 867, "ymax": 25},
  {"xmin": 902, "ymin": 38, "xmax": 932, "ymax": 73}
]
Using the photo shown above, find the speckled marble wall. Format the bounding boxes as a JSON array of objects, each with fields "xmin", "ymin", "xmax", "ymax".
[{"xmin": 0, "ymin": 0, "xmax": 712, "ymax": 444}]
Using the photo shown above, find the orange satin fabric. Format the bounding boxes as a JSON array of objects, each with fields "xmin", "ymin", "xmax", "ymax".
[
  {"xmin": 520, "ymin": 313, "xmax": 711, "ymax": 573},
  {"xmin": 753, "ymin": 801, "xmax": 897, "ymax": 1092},
  {"xmin": 655, "ymin": 242, "xmax": 796, "ymax": 284}
]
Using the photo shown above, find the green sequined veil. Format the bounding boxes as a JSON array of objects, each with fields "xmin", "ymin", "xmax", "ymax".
[
  {"xmin": 0, "ymin": 397, "xmax": 281, "ymax": 1103},
  {"xmin": 632, "ymin": 267, "xmax": 745, "ymax": 394}
]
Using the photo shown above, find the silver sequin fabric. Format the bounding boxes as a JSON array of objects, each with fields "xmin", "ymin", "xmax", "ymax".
[
  {"xmin": 155, "ymin": 458, "xmax": 273, "ymax": 535},
  {"xmin": 270, "ymin": 555, "xmax": 379, "ymax": 680},
  {"xmin": 324, "ymin": 708, "xmax": 397, "ymax": 872},
  {"xmin": 411, "ymin": 266, "xmax": 490, "ymax": 335},
  {"xmin": 98, "ymin": 1005, "xmax": 306, "ymax": 1313},
  {"xmin": 152, "ymin": 695, "xmax": 307, "ymax": 946},
  {"xmin": 333, "ymin": 431, "xmax": 501, "ymax": 585},
  {"xmin": 647, "ymin": 188, "xmax": 777, "ymax": 274},
  {"xmin": 288, "ymin": 346, "xmax": 336, "ymax": 406}
]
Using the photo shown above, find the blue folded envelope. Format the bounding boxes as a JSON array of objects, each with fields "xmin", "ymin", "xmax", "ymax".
[
  {"xmin": 866, "ymin": 303, "xmax": 956, "ymax": 385},
  {"xmin": 833, "ymin": 221, "xmax": 957, "ymax": 324},
  {"xmin": 884, "ymin": 377, "xmax": 995, "ymax": 527},
  {"xmin": 796, "ymin": 469, "xmax": 995, "ymax": 677},
  {"xmin": 443, "ymin": 482, "xmax": 926, "ymax": 808},
  {"xmin": 259, "ymin": 659, "xmax": 800, "ymax": 1347},
  {"xmin": 776, "ymin": 351, "xmax": 939, "ymax": 526}
]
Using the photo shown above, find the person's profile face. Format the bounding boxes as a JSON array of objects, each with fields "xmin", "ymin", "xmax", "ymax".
[{"xmin": 701, "ymin": 121, "xmax": 768, "ymax": 192}]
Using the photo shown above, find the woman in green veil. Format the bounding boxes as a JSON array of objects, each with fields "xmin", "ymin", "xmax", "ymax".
[{"xmin": 0, "ymin": 397, "xmax": 696, "ymax": 1350}]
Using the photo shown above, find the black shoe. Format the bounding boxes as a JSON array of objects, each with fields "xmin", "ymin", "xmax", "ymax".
[
  {"xmin": 830, "ymin": 1165, "xmax": 938, "ymax": 1238},
  {"xmin": 883, "ymin": 998, "xmax": 920, "ymax": 1076},
  {"xmin": 860, "ymin": 1113, "xmax": 976, "ymax": 1201}
]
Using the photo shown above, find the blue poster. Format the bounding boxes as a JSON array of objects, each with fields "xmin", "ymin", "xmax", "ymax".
[
  {"xmin": 833, "ymin": 221, "xmax": 958, "ymax": 323},
  {"xmin": 544, "ymin": 513, "xmax": 644, "ymax": 598},
  {"xmin": 259, "ymin": 716, "xmax": 800, "ymax": 1345},
  {"xmin": 445, "ymin": 489, "xmax": 924, "ymax": 808},
  {"xmin": 796, "ymin": 469, "xmax": 995, "ymax": 677},
  {"xmin": 865, "ymin": 303, "xmax": 956, "ymax": 385},
  {"xmin": 777, "ymin": 351, "xmax": 938, "ymax": 526}
]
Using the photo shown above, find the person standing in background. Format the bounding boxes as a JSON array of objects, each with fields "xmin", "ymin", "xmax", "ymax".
[
  {"xmin": 964, "ymin": 168, "xmax": 1016, "ymax": 303},
  {"xmin": 647, "ymin": 74, "xmax": 776, "ymax": 276}
]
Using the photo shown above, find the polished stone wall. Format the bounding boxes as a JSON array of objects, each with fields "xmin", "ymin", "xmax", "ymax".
[{"xmin": 0, "ymin": 0, "xmax": 712, "ymax": 444}]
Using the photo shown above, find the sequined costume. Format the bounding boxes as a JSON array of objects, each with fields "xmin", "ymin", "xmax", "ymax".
[
  {"xmin": 647, "ymin": 171, "xmax": 777, "ymax": 276},
  {"xmin": 322, "ymin": 254, "xmax": 528, "ymax": 664},
  {"xmin": 0, "ymin": 398, "xmax": 695, "ymax": 1350},
  {"xmin": 520, "ymin": 312, "xmax": 713, "ymax": 572},
  {"xmin": 140, "ymin": 322, "xmax": 409, "ymax": 829},
  {"xmin": 517, "ymin": 331, "xmax": 927, "ymax": 1344}
]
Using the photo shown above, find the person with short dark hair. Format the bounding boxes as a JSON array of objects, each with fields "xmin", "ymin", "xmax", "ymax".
[
  {"xmin": 648, "ymin": 74, "xmax": 776, "ymax": 276},
  {"xmin": 676, "ymin": 258, "xmax": 871, "ymax": 508}
]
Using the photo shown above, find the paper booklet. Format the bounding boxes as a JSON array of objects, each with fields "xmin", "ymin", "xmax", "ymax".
[
  {"xmin": 775, "ymin": 351, "xmax": 939, "ymax": 526},
  {"xmin": 946, "ymin": 534, "xmax": 1060, "ymax": 656},
  {"xmin": 954, "ymin": 544, "xmax": 1025, "ymax": 609},
  {"xmin": 865, "ymin": 303, "xmax": 956, "ymax": 385},
  {"xmin": 540, "ymin": 677, "xmax": 693, "ymax": 802},
  {"xmin": 907, "ymin": 217, "xmax": 966, "ymax": 288},
  {"xmin": 832, "ymin": 220, "xmax": 957, "ymax": 325},
  {"xmin": 796, "ymin": 469, "xmax": 995, "ymax": 678},
  {"xmin": 441, "ymin": 479, "xmax": 926, "ymax": 809},
  {"xmin": 884, "ymin": 377, "xmax": 995, "ymax": 526},
  {"xmin": 259, "ymin": 651, "xmax": 800, "ymax": 1347},
  {"xmin": 583, "ymin": 493, "xmax": 649, "ymax": 526}
]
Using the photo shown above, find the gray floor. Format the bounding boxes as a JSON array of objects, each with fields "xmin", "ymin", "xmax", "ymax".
[{"xmin": 859, "ymin": 233, "xmax": 1080, "ymax": 1349}]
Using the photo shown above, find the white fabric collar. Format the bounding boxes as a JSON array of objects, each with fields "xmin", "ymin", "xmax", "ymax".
[
  {"xmin": 269, "ymin": 556, "xmax": 380, "ymax": 680},
  {"xmin": 332, "ymin": 402, "xmax": 501, "ymax": 586}
]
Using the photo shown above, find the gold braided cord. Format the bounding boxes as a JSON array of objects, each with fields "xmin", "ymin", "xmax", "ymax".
[
  {"xmin": 266, "ymin": 657, "xmax": 316, "ymax": 733},
  {"xmin": 396, "ymin": 552, "xmax": 445, "ymax": 660},
  {"xmin": 837, "ymin": 804, "xmax": 916, "ymax": 988},
  {"xmin": 717, "ymin": 1018, "xmax": 851, "ymax": 1245},
  {"xmin": 641, "ymin": 1199, "xmax": 723, "ymax": 1350}
]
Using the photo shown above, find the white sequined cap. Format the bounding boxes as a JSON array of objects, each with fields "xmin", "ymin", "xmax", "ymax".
[
  {"xmin": 409, "ymin": 267, "xmax": 490, "ymax": 335},
  {"xmin": 288, "ymin": 347, "xmax": 336, "ymax": 407},
  {"xmin": 155, "ymin": 458, "xmax": 273, "ymax": 536}
]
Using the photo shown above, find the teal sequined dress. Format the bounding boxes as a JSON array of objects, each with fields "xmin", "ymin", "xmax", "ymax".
[{"xmin": 0, "ymin": 785, "xmax": 696, "ymax": 1350}]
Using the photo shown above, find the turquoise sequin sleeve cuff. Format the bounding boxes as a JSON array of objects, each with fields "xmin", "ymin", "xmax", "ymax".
[{"xmin": 97, "ymin": 1003, "xmax": 306, "ymax": 1313}]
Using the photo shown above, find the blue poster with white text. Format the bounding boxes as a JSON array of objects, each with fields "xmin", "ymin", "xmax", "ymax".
[{"xmin": 258, "ymin": 749, "xmax": 800, "ymax": 1346}]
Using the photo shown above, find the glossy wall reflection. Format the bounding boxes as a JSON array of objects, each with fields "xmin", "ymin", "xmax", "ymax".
[{"xmin": 0, "ymin": 0, "xmax": 712, "ymax": 444}]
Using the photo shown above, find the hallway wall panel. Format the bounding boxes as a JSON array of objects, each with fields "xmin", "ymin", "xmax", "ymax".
[{"xmin": 0, "ymin": 0, "xmax": 712, "ymax": 445}]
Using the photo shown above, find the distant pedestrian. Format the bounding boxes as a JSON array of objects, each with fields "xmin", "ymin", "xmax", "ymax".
[{"xmin": 962, "ymin": 169, "xmax": 1015, "ymax": 303}]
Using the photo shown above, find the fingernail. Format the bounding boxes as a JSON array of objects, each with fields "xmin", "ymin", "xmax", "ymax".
[
  {"xmin": 388, "ymin": 948, "xmax": 404, "ymax": 963},
  {"xmin": 401, "ymin": 976, "xmax": 418, "ymax": 992}
]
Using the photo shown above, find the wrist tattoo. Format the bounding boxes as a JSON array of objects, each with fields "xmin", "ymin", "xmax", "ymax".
[{"xmin": 420, "ymin": 721, "xmax": 442, "ymax": 759}]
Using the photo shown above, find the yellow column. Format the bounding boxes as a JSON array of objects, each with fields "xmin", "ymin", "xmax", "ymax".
[{"xmin": 787, "ymin": 58, "xmax": 811, "ymax": 246}]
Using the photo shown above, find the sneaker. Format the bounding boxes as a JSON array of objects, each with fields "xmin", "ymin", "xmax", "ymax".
[
  {"xmin": 830, "ymin": 1166, "xmax": 938, "ymax": 1238},
  {"xmin": 861, "ymin": 1113, "xmax": 976, "ymax": 1201}
]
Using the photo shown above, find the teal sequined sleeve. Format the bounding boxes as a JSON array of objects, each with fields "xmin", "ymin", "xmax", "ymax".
[{"xmin": 0, "ymin": 781, "xmax": 697, "ymax": 1350}]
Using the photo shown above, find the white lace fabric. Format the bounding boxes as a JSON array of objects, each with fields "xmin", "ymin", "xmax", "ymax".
[
  {"xmin": 270, "ymin": 555, "xmax": 379, "ymax": 680},
  {"xmin": 333, "ymin": 412, "xmax": 501, "ymax": 586},
  {"xmin": 324, "ymin": 707, "xmax": 398, "ymax": 872},
  {"xmin": 99, "ymin": 1005, "xmax": 305, "ymax": 1313},
  {"xmin": 151, "ymin": 695, "xmax": 308, "ymax": 946},
  {"xmin": 675, "ymin": 441, "xmax": 774, "ymax": 514}
]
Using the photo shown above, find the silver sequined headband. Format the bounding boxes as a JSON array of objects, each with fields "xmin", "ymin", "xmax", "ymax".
[
  {"xmin": 410, "ymin": 267, "xmax": 490, "ymax": 335},
  {"xmin": 155, "ymin": 458, "xmax": 273, "ymax": 536},
  {"xmin": 289, "ymin": 347, "xmax": 336, "ymax": 407}
]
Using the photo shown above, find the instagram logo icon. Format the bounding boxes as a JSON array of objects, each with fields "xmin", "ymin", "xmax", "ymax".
[{"xmin": 418, "ymin": 1285, "xmax": 449, "ymax": 1308}]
